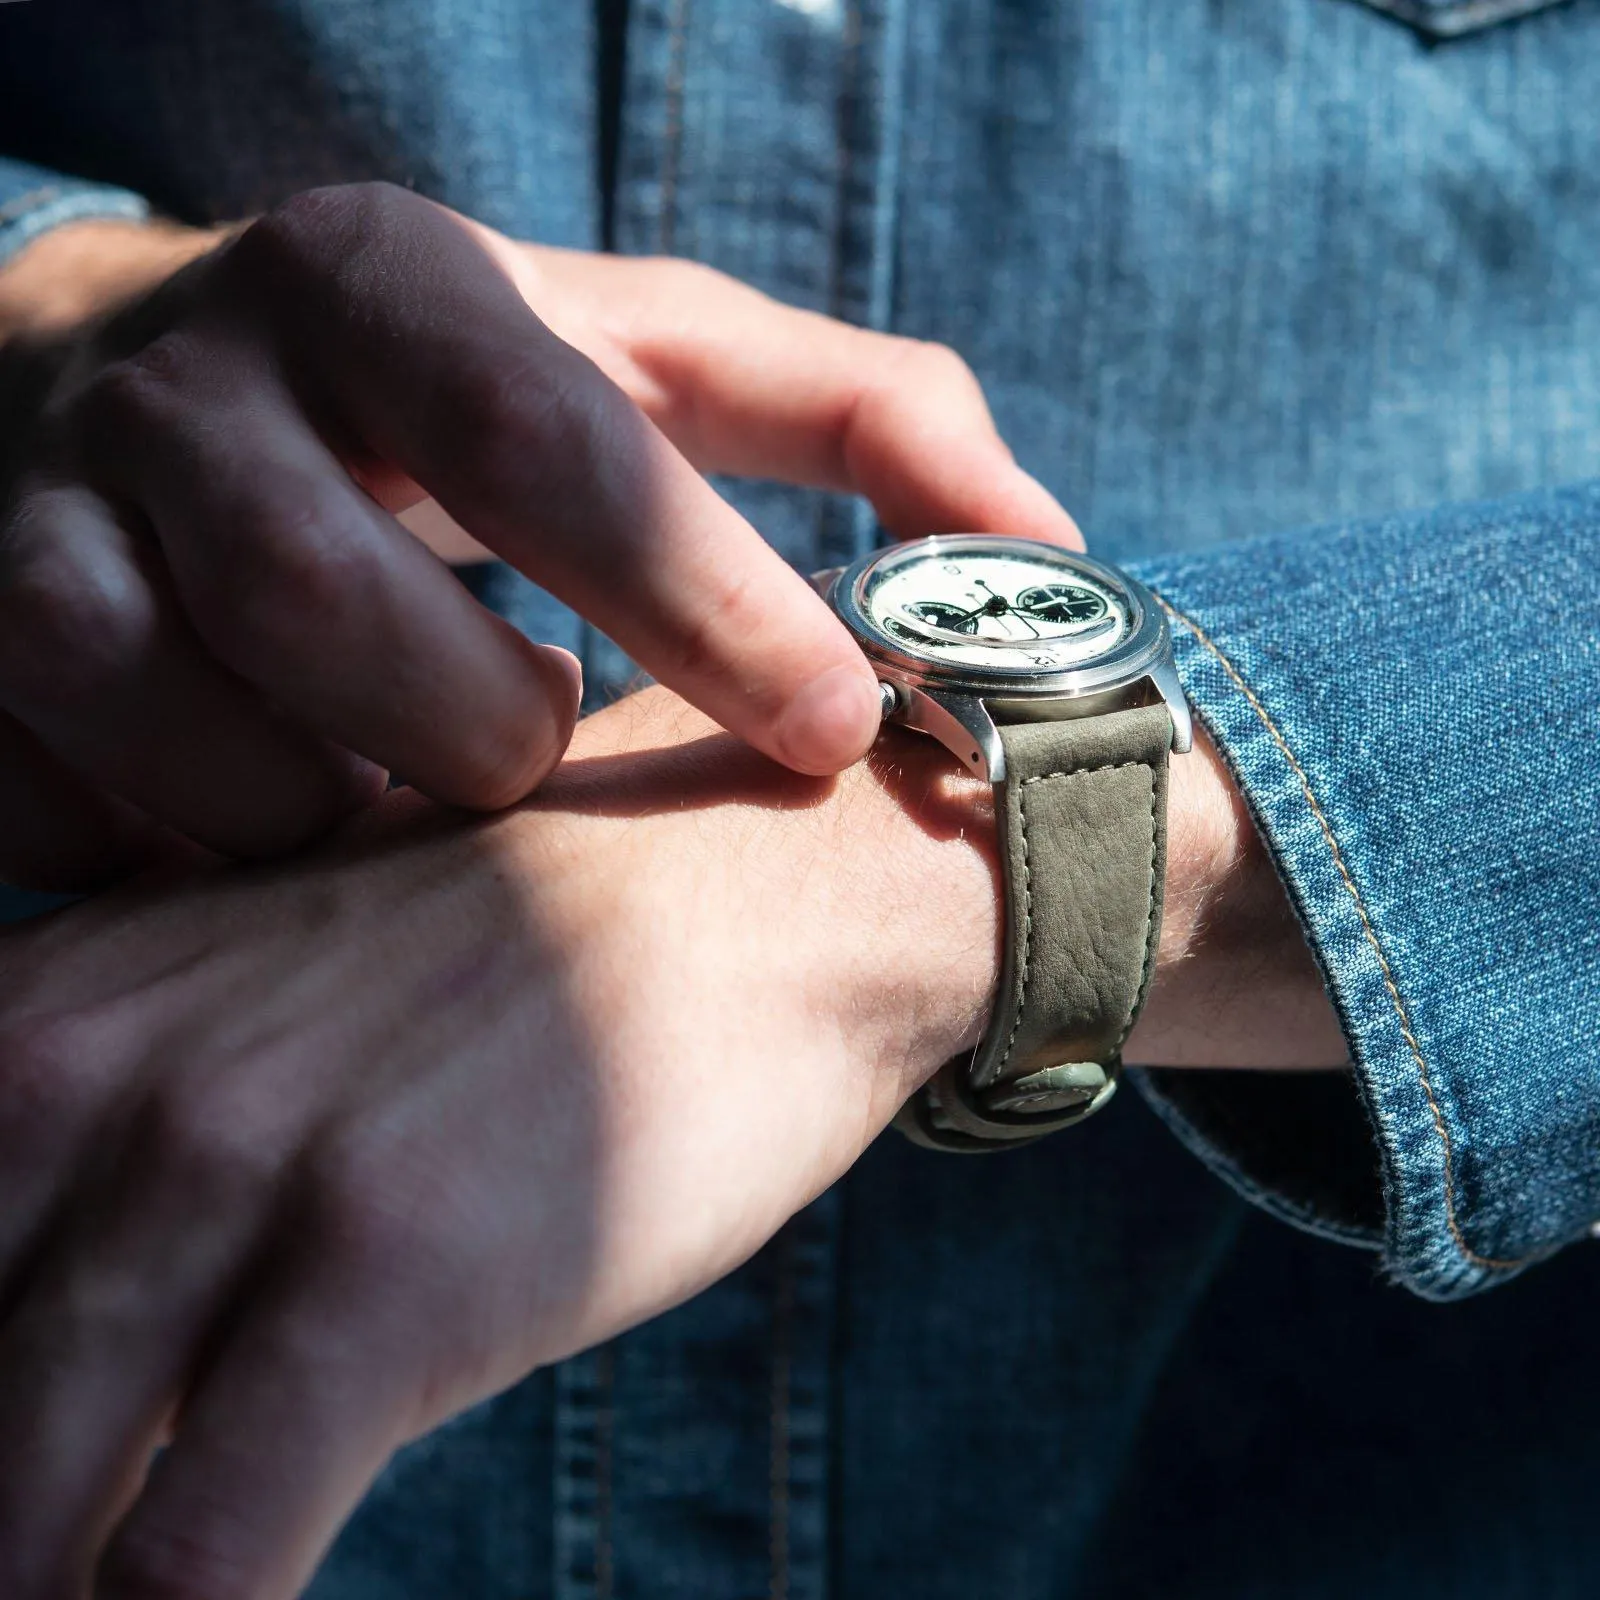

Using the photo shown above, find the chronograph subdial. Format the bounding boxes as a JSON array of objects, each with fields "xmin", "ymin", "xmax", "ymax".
[
  {"xmin": 888, "ymin": 580, "xmax": 1114, "ymax": 652},
  {"xmin": 902, "ymin": 599, "xmax": 984, "ymax": 635},
  {"xmin": 1015, "ymin": 583, "xmax": 1108, "ymax": 627},
  {"xmin": 887, "ymin": 603, "xmax": 1036, "ymax": 647}
]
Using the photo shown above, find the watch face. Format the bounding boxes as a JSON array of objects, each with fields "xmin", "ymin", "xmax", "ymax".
[{"xmin": 851, "ymin": 538, "xmax": 1136, "ymax": 676}]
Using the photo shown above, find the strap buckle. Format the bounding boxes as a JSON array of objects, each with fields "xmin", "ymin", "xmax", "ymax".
[{"xmin": 894, "ymin": 1053, "xmax": 1120, "ymax": 1154}]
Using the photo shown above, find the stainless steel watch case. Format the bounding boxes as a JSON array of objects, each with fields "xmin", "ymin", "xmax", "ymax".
[{"xmin": 816, "ymin": 535, "xmax": 1192, "ymax": 782}]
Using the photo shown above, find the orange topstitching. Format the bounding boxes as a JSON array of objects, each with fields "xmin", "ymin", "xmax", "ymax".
[{"xmin": 1154, "ymin": 594, "xmax": 1526, "ymax": 1273}]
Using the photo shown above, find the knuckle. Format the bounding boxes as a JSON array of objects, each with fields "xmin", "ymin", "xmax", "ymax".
[
  {"xmin": 78, "ymin": 335, "xmax": 197, "ymax": 432},
  {"xmin": 649, "ymin": 254, "xmax": 726, "ymax": 297},
  {"xmin": 235, "ymin": 186, "xmax": 346, "ymax": 272},
  {"xmin": 889, "ymin": 336, "xmax": 982, "ymax": 398},
  {"xmin": 134, "ymin": 1084, "xmax": 285, "ymax": 1208},
  {"xmin": 99, "ymin": 1522, "xmax": 254, "ymax": 1600},
  {"xmin": 233, "ymin": 181, "xmax": 416, "ymax": 294},
  {"xmin": 303, "ymin": 1133, "xmax": 456, "ymax": 1288},
  {"xmin": 632, "ymin": 255, "xmax": 757, "ymax": 318},
  {"xmin": 0, "ymin": 1013, "xmax": 106, "ymax": 1147}
]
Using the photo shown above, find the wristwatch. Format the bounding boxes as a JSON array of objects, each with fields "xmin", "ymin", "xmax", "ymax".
[{"xmin": 817, "ymin": 534, "xmax": 1192, "ymax": 1152}]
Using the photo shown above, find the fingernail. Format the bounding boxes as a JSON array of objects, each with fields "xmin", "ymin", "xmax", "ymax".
[
  {"xmin": 774, "ymin": 664, "xmax": 883, "ymax": 774},
  {"xmin": 536, "ymin": 645, "xmax": 585, "ymax": 709},
  {"xmin": 1014, "ymin": 468, "xmax": 1085, "ymax": 548}
]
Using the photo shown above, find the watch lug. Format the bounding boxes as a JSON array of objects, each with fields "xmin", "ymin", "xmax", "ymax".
[
  {"xmin": 809, "ymin": 565, "xmax": 844, "ymax": 599},
  {"xmin": 1149, "ymin": 656, "xmax": 1193, "ymax": 753},
  {"xmin": 899, "ymin": 686, "xmax": 1005, "ymax": 782}
]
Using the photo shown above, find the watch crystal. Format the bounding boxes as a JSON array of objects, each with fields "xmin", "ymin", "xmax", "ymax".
[{"xmin": 860, "ymin": 544, "xmax": 1132, "ymax": 672}]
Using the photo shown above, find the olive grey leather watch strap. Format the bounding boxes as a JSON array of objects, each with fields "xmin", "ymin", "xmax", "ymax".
[{"xmin": 897, "ymin": 703, "xmax": 1172, "ymax": 1153}]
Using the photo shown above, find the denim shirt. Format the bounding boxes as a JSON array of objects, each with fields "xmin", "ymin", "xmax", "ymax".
[{"xmin": 4, "ymin": 1, "xmax": 1600, "ymax": 1595}]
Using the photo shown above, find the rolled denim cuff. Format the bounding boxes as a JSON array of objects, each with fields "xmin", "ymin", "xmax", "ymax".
[
  {"xmin": 0, "ymin": 156, "xmax": 150, "ymax": 269},
  {"xmin": 1124, "ymin": 485, "xmax": 1600, "ymax": 1301}
]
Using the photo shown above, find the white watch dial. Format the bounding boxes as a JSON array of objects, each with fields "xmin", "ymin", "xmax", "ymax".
[{"xmin": 860, "ymin": 546, "xmax": 1132, "ymax": 672}]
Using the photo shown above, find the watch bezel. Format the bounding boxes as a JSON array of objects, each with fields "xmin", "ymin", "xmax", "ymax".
[{"xmin": 830, "ymin": 534, "xmax": 1171, "ymax": 699}]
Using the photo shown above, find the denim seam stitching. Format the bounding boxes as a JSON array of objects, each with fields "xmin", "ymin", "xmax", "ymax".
[
  {"xmin": 595, "ymin": 1344, "xmax": 615, "ymax": 1600},
  {"xmin": 1129, "ymin": 1071, "xmax": 1382, "ymax": 1249},
  {"xmin": 1154, "ymin": 595, "xmax": 1527, "ymax": 1273},
  {"xmin": 0, "ymin": 185, "xmax": 150, "ymax": 270},
  {"xmin": 0, "ymin": 184, "xmax": 65, "ymax": 227}
]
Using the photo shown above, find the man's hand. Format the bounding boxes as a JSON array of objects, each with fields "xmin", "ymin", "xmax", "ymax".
[
  {"xmin": 0, "ymin": 685, "xmax": 1342, "ymax": 1598},
  {"xmin": 0, "ymin": 186, "xmax": 1079, "ymax": 891}
]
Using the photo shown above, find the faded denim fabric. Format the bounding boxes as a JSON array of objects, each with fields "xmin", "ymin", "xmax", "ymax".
[
  {"xmin": 1133, "ymin": 488, "xmax": 1600, "ymax": 1298},
  {"xmin": 4, "ymin": 0, "xmax": 1600, "ymax": 1593}
]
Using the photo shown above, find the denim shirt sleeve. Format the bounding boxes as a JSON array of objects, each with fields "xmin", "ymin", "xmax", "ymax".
[
  {"xmin": 1124, "ymin": 482, "xmax": 1600, "ymax": 1302},
  {"xmin": 0, "ymin": 155, "xmax": 150, "ymax": 269}
]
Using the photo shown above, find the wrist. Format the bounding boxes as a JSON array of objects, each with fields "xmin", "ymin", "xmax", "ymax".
[
  {"xmin": 458, "ymin": 681, "xmax": 1340, "ymax": 1191},
  {"xmin": 547, "ymin": 687, "xmax": 1004, "ymax": 1116},
  {"xmin": 833, "ymin": 709, "xmax": 1341, "ymax": 1081},
  {"xmin": 1129, "ymin": 727, "xmax": 1348, "ymax": 1068},
  {"xmin": 0, "ymin": 217, "xmax": 228, "ymax": 342}
]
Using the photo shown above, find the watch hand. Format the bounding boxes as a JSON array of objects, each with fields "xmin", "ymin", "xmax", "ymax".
[
  {"xmin": 972, "ymin": 580, "xmax": 1052, "ymax": 637},
  {"xmin": 966, "ymin": 579, "xmax": 1020, "ymax": 625},
  {"xmin": 913, "ymin": 595, "xmax": 997, "ymax": 628}
]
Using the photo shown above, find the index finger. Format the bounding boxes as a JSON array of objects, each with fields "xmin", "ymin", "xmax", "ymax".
[
  {"xmin": 501, "ymin": 242, "xmax": 1085, "ymax": 550},
  {"xmin": 238, "ymin": 185, "xmax": 883, "ymax": 777}
]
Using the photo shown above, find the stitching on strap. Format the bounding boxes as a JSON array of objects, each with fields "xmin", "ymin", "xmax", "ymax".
[
  {"xmin": 1001, "ymin": 757, "xmax": 1157, "ymax": 1076},
  {"xmin": 1019, "ymin": 757, "xmax": 1154, "ymax": 786},
  {"xmin": 995, "ymin": 780, "xmax": 1034, "ymax": 1078},
  {"xmin": 1153, "ymin": 593, "xmax": 1526, "ymax": 1272},
  {"xmin": 1114, "ymin": 763, "xmax": 1159, "ymax": 1055},
  {"xmin": 658, "ymin": 0, "xmax": 692, "ymax": 256}
]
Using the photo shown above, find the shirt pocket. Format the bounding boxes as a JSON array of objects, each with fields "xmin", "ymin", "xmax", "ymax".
[{"xmin": 1347, "ymin": 0, "xmax": 1572, "ymax": 37}]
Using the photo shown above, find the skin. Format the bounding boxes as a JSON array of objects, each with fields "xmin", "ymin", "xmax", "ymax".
[
  {"xmin": 0, "ymin": 191, "xmax": 1081, "ymax": 890},
  {"xmin": 0, "ymin": 684, "xmax": 1346, "ymax": 1599},
  {"xmin": 0, "ymin": 204, "xmax": 1346, "ymax": 1593}
]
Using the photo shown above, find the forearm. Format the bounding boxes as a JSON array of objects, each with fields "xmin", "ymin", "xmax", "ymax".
[
  {"xmin": 272, "ymin": 680, "xmax": 1338, "ymax": 1340},
  {"xmin": 0, "ymin": 669, "xmax": 1349, "ymax": 1593}
]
